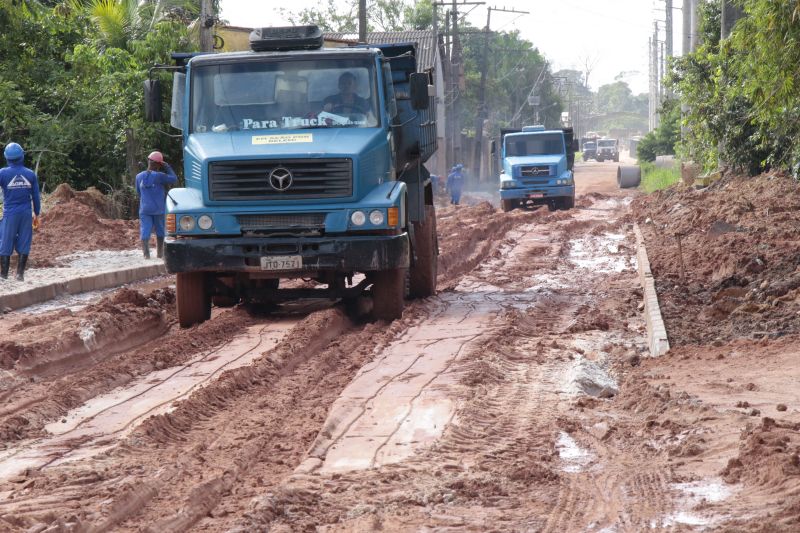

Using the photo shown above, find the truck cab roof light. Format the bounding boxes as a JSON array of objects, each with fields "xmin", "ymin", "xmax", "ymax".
[{"xmin": 249, "ymin": 25, "xmax": 323, "ymax": 52}]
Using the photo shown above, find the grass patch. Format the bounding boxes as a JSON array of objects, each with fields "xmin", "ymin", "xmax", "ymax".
[{"xmin": 640, "ymin": 161, "xmax": 680, "ymax": 193}]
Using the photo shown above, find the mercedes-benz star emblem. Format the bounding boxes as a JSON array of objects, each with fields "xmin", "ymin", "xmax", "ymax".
[{"xmin": 268, "ymin": 167, "xmax": 293, "ymax": 191}]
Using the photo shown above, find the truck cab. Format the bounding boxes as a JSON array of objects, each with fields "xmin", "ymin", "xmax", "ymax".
[
  {"xmin": 145, "ymin": 26, "xmax": 438, "ymax": 326},
  {"xmin": 497, "ymin": 125, "xmax": 577, "ymax": 212},
  {"xmin": 596, "ymin": 138, "xmax": 619, "ymax": 162}
]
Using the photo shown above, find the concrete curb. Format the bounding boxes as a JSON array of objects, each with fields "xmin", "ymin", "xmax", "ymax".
[
  {"xmin": 0, "ymin": 263, "xmax": 167, "ymax": 312},
  {"xmin": 634, "ymin": 223, "xmax": 670, "ymax": 357}
]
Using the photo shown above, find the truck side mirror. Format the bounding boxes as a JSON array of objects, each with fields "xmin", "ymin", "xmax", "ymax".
[
  {"xmin": 490, "ymin": 140, "xmax": 496, "ymax": 154},
  {"xmin": 170, "ymin": 72, "xmax": 185, "ymax": 131},
  {"xmin": 144, "ymin": 79, "xmax": 162, "ymax": 122},
  {"xmin": 409, "ymin": 73, "xmax": 429, "ymax": 110}
]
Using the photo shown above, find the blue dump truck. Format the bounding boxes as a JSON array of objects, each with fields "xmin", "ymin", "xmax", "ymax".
[
  {"xmin": 497, "ymin": 126, "xmax": 578, "ymax": 212},
  {"xmin": 144, "ymin": 26, "xmax": 437, "ymax": 327}
]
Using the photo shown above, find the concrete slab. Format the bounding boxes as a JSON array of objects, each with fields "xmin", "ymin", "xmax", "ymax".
[{"xmin": 0, "ymin": 251, "xmax": 167, "ymax": 312}]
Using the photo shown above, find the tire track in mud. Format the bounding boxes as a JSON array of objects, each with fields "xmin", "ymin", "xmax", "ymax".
[
  {"xmin": 0, "ymin": 202, "xmax": 529, "ymax": 532},
  {"xmin": 233, "ymin": 197, "xmax": 668, "ymax": 532}
]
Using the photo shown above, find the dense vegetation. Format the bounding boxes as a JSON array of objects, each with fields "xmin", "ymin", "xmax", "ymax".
[
  {"xmin": 670, "ymin": 0, "xmax": 800, "ymax": 175},
  {"xmin": 0, "ymin": 0, "xmax": 195, "ymax": 193}
]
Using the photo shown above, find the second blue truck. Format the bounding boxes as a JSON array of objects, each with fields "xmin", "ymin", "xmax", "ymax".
[{"xmin": 498, "ymin": 126, "xmax": 578, "ymax": 212}]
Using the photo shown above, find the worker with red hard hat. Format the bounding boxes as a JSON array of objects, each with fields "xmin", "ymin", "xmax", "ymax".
[{"xmin": 135, "ymin": 150, "xmax": 177, "ymax": 259}]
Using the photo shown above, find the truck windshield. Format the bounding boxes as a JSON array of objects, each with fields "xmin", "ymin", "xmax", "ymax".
[
  {"xmin": 598, "ymin": 140, "xmax": 616, "ymax": 147},
  {"xmin": 191, "ymin": 58, "xmax": 379, "ymax": 133},
  {"xmin": 505, "ymin": 133, "xmax": 564, "ymax": 156}
]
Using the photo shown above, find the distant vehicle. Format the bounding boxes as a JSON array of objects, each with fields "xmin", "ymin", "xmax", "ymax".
[
  {"xmin": 497, "ymin": 125, "xmax": 578, "ymax": 212},
  {"xmin": 582, "ymin": 141, "xmax": 597, "ymax": 161},
  {"xmin": 596, "ymin": 138, "xmax": 619, "ymax": 162}
]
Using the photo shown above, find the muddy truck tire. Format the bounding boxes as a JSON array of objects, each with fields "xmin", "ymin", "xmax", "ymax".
[
  {"xmin": 371, "ymin": 267, "xmax": 406, "ymax": 320},
  {"xmin": 501, "ymin": 199, "xmax": 516, "ymax": 212},
  {"xmin": 409, "ymin": 205, "xmax": 438, "ymax": 298},
  {"xmin": 177, "ymin": 272, "xmax": 211, "ymax": 327},
  {"xmin": 618, "ymin": 165, "xmax": 642, "ymax": 188}
]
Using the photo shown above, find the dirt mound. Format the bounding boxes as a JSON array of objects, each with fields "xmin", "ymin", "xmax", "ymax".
[
  {"xmin": 51, "ymin": 183, "xmax": 116, "ymax": 218},
  {"xmin": 633, "ymin": 172, "xmax": 800, "ymax": 345},
  {"xmin": 32, "ymin": 199, "xmax": 139, "ymax": 267}
]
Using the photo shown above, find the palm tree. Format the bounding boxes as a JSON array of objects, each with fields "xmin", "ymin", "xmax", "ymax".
[{"xmin": 72, "ymin": 0, "xmax": 198, "ymax": 50}]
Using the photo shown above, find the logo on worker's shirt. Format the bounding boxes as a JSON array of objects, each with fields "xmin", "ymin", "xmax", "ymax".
[{"xmin": 7, "ymin": 175, "xmax": 31, "ymax": 189}]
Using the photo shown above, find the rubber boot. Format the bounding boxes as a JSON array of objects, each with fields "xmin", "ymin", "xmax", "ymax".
[
  {"xmin": 142, "ymin": 240, "xmax": 150, "ymax": 259},
  {"xmin": 15, "ymin": 254, "xmax": 27, "ymax": 282},
  {"xmin": 156, "ymin": 237, "xmax": 164, "ymax": 259},
  {"xmin": 0, "ymin": 256, "xmax": 9, "ymax": 279}
]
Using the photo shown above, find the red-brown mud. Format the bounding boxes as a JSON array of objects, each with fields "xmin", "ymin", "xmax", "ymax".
[
  {"xmin": 633, "ymin": 172, "xmax": 800, "ymax": 345},
  {"xmin": 2, "ymin": 162, "xmax": 797, "ymax": 532},
  {"xmin": 30, "ymin": 184, "xmax": 140, "ymax": 268}
]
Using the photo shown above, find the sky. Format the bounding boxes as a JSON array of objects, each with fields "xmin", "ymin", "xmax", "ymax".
[{"xmin": 220, "ymin": 0, "xmax": 684, "ymax": 95}]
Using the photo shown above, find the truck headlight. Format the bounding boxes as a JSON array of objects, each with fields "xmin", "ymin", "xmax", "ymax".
[
  {"xmin": 179, "ymin": 215, "xmax": 196, "ymax": 231},
  {"xmin": 500, "ymin": 180, "xmax": 516, "ymax": 189},
  {"xmin": 197, "ymin": 215, "xmax": 213, "ymax": 230},
  {"xmin": 369, "ymin": 210, "xmax": 385, "ymax": 225},
  {"xmin": 350, "ymin": 210, "xmax": 366, "ymax": 226}
]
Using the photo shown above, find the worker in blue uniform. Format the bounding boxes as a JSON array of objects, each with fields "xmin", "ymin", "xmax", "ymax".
[
  {"xmin": 0, "ymin": 142, "xmax": 41, "ymax": 281},
  {"xmin": 446, "ymin": 164, "xmax": 465, "ymax": 205},
  {"xmin": 135, "ymin": 151, "xmax": 177, "ymax": 259}
]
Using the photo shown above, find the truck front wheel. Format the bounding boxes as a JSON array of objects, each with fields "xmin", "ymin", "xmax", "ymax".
[
  {"xmin": 501, "ymin": 199, "xmax": 516, "ymax": 212},
  {"xmin": 371, "ymin": 268, "xmax": 406, "ymax": 320},
  {"xmin": 560, "ymin": 195, "xmax": 575, "ymax": 210},
  {"xmin": 177, "ymin": 272, "xmax": 211, "ymax": 328},
  {"xmin": 409, "ymin": 205, "xmax": 438, "ymax": 298}
]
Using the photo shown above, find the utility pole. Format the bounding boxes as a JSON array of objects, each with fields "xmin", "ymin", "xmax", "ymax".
[
  {"xmin": 682, "ymin": 0, "xmax": 692, "ymax": 55},
  {"xmin": 665, "ymin": 0, "xmax": 673, "ymax": 59},
  {"xmin": 434, "ymin": 1, "xmax": 485, "ymax": 170},
  {"xmin": 358, "ymin": 0, "xmax": 367, "ymax": 43},
  {"xmin": 689, "ymin": 0, "xmax": 698, "ymax": 51},
  {"xmin": 199, "ymin": 0, "xmax": 214, "ymax": 52},
  {"xmin": 721, "ymin": 1, "xmax": 744, "ymax": 39},
  {"xmin": 472, "ymin": 5, "xmax": 528, "ymax": 180}
]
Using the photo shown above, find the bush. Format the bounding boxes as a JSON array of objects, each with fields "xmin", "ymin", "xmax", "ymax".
[{"xmin": 640, "ymin": 162, "xmax": 680, "ymax": 193}]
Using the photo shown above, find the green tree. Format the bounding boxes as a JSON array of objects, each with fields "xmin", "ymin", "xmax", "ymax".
[{"xmin": 280, "ymin": 0, "xmax": 432, "ymax": 33}]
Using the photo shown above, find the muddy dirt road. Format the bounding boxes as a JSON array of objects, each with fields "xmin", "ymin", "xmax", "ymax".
[{"xmin": 0, "ymin": 160, "xmax": 796, "ymax": 532}]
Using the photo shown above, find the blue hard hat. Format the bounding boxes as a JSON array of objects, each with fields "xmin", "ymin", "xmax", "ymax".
[{"xmin": 4, "ymin": 142, "xmax": 24, "ymax": 162}]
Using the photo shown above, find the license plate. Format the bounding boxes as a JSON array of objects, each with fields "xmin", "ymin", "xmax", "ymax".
[
  {"xmin": 260, "ymin": 255, "xmax": 302, "ymax": 271},
  {"xmin": 528, "ymin": 193, "xmax": 545, "ymax": 198}
]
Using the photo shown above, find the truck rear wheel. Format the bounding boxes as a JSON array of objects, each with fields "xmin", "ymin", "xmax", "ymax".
[
  {"xmin": 501, "ymin": 199, "xmax": 516, "ymax": 212},
  {"xmin": 409, "ymin": 205, "xmax": 438, "ymax": 298},
  {"xmin": 177, "ymin": 272, "xmax": 211, "ymax": 328},
  {"xmin": 372, "ymin": 268, "xmax": 406, "ymax": 321}
]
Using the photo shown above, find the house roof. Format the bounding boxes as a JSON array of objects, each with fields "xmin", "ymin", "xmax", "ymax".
[{"xmin": 323, "ymin": 30, "xmax": 440, "ymax": 72}]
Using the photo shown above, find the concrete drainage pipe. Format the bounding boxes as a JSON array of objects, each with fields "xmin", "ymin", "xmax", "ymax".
[{"xmin": 618, "ymin": 165, "xmax": 642, "ymax": 189}]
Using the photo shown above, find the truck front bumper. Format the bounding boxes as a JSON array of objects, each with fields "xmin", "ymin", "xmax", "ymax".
[
  {"xmin": 499, "ymin": 185, "xmax": 575, "ymax": 201},
  {"xmin": 164, "ymin": 234, "xmax": 410, "ymax": 274}
]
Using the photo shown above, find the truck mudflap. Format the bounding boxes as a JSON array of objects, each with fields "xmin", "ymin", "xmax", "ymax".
[{"xmin": 163, "ymin": 234, "xmax": 410, "ymax": 274}]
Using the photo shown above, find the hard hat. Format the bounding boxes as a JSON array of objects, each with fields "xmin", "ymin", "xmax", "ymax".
[
  {"xmin": 147, "ymin": 151, "xmax": 164, "ymax": 164},
  {"xmin": 4, "ymin": 142, "xmax": 24, "ymax": 162}
]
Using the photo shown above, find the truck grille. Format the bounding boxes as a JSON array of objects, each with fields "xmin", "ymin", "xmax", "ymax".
[
  {"xmin": 520, "ymin": 165, "xmax": 551, "ymax": 177},
  {"xmin": 238, "ymin": 213, "xmax": 326, "ymax": 231},
  {"xmin": 520, "ymin": 178, "xmax": 550, "ymax": 186},
  {"xmin": 209, "ymin": 158, "xmax": 352, "ymax": 201}
]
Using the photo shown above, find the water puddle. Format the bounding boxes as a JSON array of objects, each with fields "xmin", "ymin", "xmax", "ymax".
[
  {"xmin": 569, "ymin": 233, "xmax": 635, "ymax": 273},
  {"xmin": 0, "ymin": 320, "xmax": 297, "ymax": 481},
  {"xmin": 661, "ymin": 477, "xmax": 734, "ymax": 528},
  {"xmin": 556, "ymin": 431, "xmax": 594, "ymax": 473}
]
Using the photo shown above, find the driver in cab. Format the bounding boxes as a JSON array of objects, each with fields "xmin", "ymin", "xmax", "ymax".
[{"xmin": 323, "ymin": 72, "xmax": 368, "ymax": 115}]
